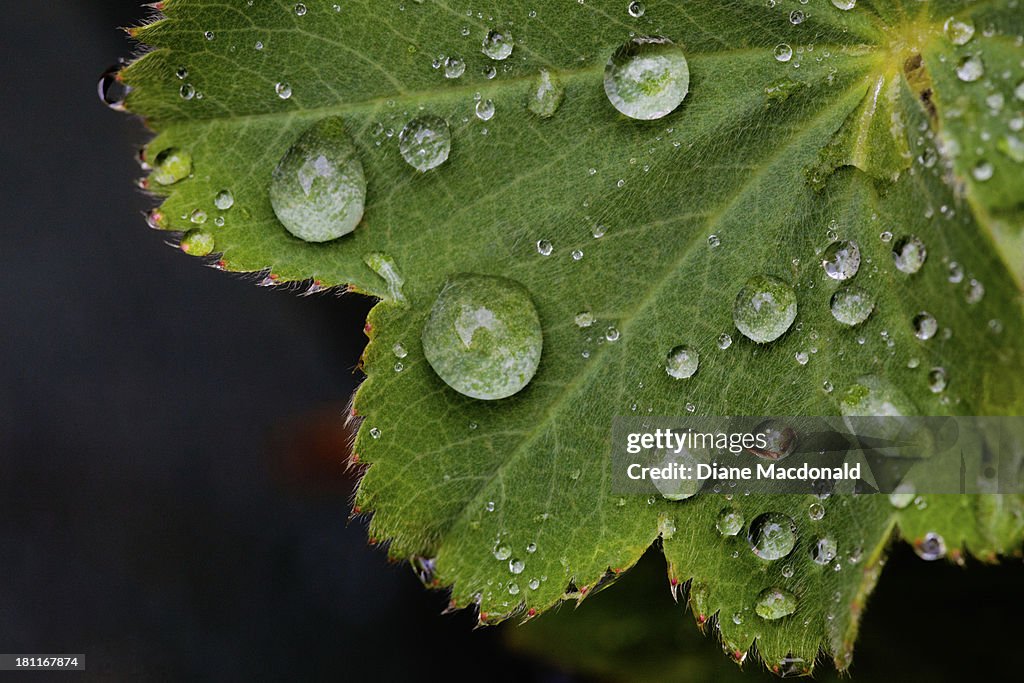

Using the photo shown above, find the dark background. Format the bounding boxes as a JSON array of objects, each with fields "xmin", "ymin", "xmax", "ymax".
[{"xmin": 0, "ymin": 2, "xmax": 1021, "ymax": 681}]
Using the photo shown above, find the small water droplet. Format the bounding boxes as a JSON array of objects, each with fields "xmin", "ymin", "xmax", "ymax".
[
  {"xmin": 808, "ymin": 503, "xmax": 825, "ymax": 521},
  {"xmin": 294, "ymin": 3, "xmax": 307, "ymax": 16},
  {"xmin": 369, "ymin": 427, "xmax": 381, "ymax": 439},
  {"xmin": 604, "ymin": 36, "xmax": 690, "ymax": 120},
  {"xmin": 421, "ymin": 274, "xmax": 543, "ymax": 400},
  {"xmin": 536, "ymin": 239, "xmax": 553, "ymax": 256},
  {"xmin": 509, "ymin": 558, "xmax": 525, "ymax": 574},
  {"xmin": 494, "ymin": 544, "xmax": 512, "ymax": 561},
  {"xmin": 605, "ymin": 326, "xmax": 620, "ymax": 342},
  {"xmin": 627, "ymin": 1, "xmax": 645, "ymax": 18},
  {"xmin": 717, "ymin": 333, "xmax": 733, "ymax": 350},
  {"xmin": 98, "ymin": 60, "xmax": 132, "ymax": 111},
  {"xmin": 831, "ymin": 0, "xmax": 856, "ymax": 10},
  {"xmin": 888, "ymin": 482, "xmax": 916, "ymax": 508},
  {"xmin": 399, "ymin": 116, "xmax": 452, "ymax": 172},
  {"xmin": 275, "ymin": 81, "xmax": 292, "ymax": 99},
  {"xmin": 971, "ymin": 160, "xmax": 994, "ymax": 181}
]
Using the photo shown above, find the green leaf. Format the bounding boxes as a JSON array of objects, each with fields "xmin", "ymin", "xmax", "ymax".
[{"xmin": 120, "ymin": 0, "xmax": 1024, "ymax": 672}]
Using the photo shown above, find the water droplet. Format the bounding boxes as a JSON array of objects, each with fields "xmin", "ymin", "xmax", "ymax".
[
  {"xmin": 571, "ymin": 249, "xmax": 584, "ymax": 261},
  {"xmin": 943, "ymin": 17, "xmax": 975, "ymax": 44},
  {"xmin": 294, "ymin": 3, "xmax": 307, "ymax": 16},
  {"xmin": 733, "ymin": 275, "xmax": 798, "ymax": 343},
  {"xmin": 528, "ymin": 578, "xmax": 540, "ymax": 590},
  {"xmin": 971, "ymin": 161, "xmax": 994, "ymax": 181},
  {"xmin": 481, "ymin": 28, "xmax": 514, "ymax": 60},
  {"xmin": 604, "ymin": 36, "xmax": 690, "ymax": 120},
  {"xmin": 475, "ymin": 99, "xmax": 495, "ymax": 121},
  {"xmin": 97, "ymin": 60, "xmax": 130, "ymax": 110},
  {"xmin": 912, "ymin": 311, "xmax": 938, "ymax": 340},
  {"xmin": 179, "ymin": 83, "xmax": 196, "ymax": 100},
  {"xmin": 421, "ymin": 274, "xmax": 543, "ymax": 400},
  {"xmin": 965, "ymin": 278, "xmax": 985, "ymax": 304},
  {"xmin": 892, "ymin": 235, "xmax": 927, "ymax": 274},
  {"xmin": 508, "ymin": 582, "xmax": 520, "ymax": 595},
  {"xmin": 275, "ymin": 81, "xmax": 292, "ymax": 99},
  {"xmin": 748, "ymin": 512, "xmax": 797, "ymax": 561},
  {"xmin": 732, "ymin": 612, "xmax": 744, "ymax": 625},
  {"xmin": 574, "ymin": 311, "xmax": 595, "ymax": 328},
  {"xmin": 526, "ymin": 542, "xmax": 537, "ymax": 554},
  {"xmin": 214, "ymin": 189, "xmax": 234, "ymax": 210},
  {"xmin": 189, "ymin": 209, "xmax": 208, "ymax": 225},
  {"xmin": 627, "ymin": 1, "xmax": 645, "ymax": 18},
  {"xmin": 831, "ymin": 0, "xmax": 856, "ymax": 10},
  {"xmin": 180, "ymin": 230, "xmax": 215, "ymax": 257},
  {"xmin": 270, "ymin": 117, "xmax": 366, "ymax": 242},
  {"xmin": 927, "ymin": 367, "xmax": 947, "ymax": 393},
  {"xmin": 914, "ymin": 532, "xmax": 946, "ymax": 561},
  {"xmin": 151, "ymin": 148, "xmax": 193, "ymax": 186},
  {"xmin": 821, "ymin": 240, "xmax": 861, "ymax": 280},
  {"xmin": 707, "ymin": 234, "xmax": 721, "ymax": 248},
  {"xmin": 665, "ymin": 345, "xmax": 699, "ymax": 379},
  {"xmin": 755, "ymin": 587, "xmax": 798, "ymax": 620},
  {"xmin": 888, "ymin": 482, "xmax": 916, "ymax": 508},
  {"xmin": 774, "ymin": 44, "xmax": 793, "ymax": 63},
  {"xmin": 830, "ymin": 287, "xmax": 875, "ymax": 326},
  {"xmin": 811, "ymin": 537, "xmax": 837, "ymax": 564},
  {"xmin": 509, "ymin": 558, "xmax": 525, "ymax": 574},
  {"xmin": 485, "ymin": 501, "xmax": 496, "ymax": 512},
  {"xmin": 369, "ymin": 427, "xmax": 381, "ymax": 439},
  {"xmin": 717, "ymin": 333, "xmax": 733, "ymax": 350},
  {"xmin": 839, "ymin": 376, "xmax": 915, "ymax": 417},
  {"xmin": 399, "ymin": 116, "xmax": 452, "ymax": 172},
  {"xmin": 956, "ymin": 55, "xmax": 984, "ymax": 82},
  {"xmin": 808, "ymin": 503, "xmax": 825, "ymax": 521},
  {"xmin": 790, "ymin": 10, "xmax": 805, "ymax": 24},
  {"xmin": 947, "ymin": 261, "xmax": 965, "ymax": 283},
  {"xmin": 494, "ymin": 544, "xmax": 512, "ymax": 561},
  {"xmin": 393, "ymin": 342, "xmax": 408, "ymax": 359},
  {"xmin": 528, "ymin": 69, "xmax": 564, "ymax": 118},
  {"xmin": 605, "ymin": 326, "xmax": 620, "ymax": 342},
  {"xmin": 716, "ymin": 508, "xmax": 744, "ymax": 536},
  {"xmin": 444, "ymin": 56, "xmax": 465, "ymax": 79}
]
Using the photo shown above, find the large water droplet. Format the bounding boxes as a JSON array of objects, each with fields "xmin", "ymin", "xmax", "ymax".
[
  {"xmin": 892, "ymin": 235, "xmax": 927, "ymax": 274},
  {"xmin": 831, "ymin": 0, "xmax": 856, "ymax": 10},
  {"xmin": 481, "ymin": 27, "xmax": 514, "ymax": 60},
  {"xmin": 421, "ymin": 274, "xmax": 543, "ymax": 400},
  {"xmin": 750, "ymin": 419, "xmax": 796, "ymax": 460},
  {"xmin": 270, "ymin": 117, "xmax": 366, "ymax": 242},
  {"xmin": 748, "ymin": 512, "xmax": 797, "ymax": 561},
  {"xmin": 604, "ymin": 36, "xmax": 690, "ymax": 121},
  {"xmin": 774, "ymin": 44, "xmax": 793, "ymax": 62},
  {"xmin": 733, "ymin": 275, "xmax": 798, "ymax": 343},
  {"xmin": 755, "ymin": 587, "xmax": 798, "ymax": 620},
  {"xmin": 830, "ymin": 287, "xmax": 875, "ymax": 326},
  {"xmin": 180, "ymin": 230, "xmax": 215, "ymax": 257},
  {"xmin": 528, "ymin": 69, "xmax": 564, "ymax": 118},
  {"xmin": 665, "ymin": 345, "xmax": 699, "ymax": 379},
  {"xmin": 398, "ymin": 116, "xmax": 452, "ymax": 172},
  {"xmin": 150, "ymin": 148, "xmax": 193, "ymax": 186},
  {"xmin": 821, "ymin": 240, "xmax": 861, "ymax": 280}
]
